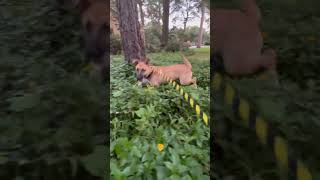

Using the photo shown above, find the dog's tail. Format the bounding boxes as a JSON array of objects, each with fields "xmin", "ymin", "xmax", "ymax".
[
  {"xmin": 241, "ymin": 0, "xmax": 261, "ymax": 22},
  {"xmin": 180, "ymin": 53, "xmax": 192, "ymax": 69}
]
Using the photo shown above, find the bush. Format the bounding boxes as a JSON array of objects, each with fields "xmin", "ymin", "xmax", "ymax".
[
  {"xmin": 165, "ymin": 40, "xmax": 181, "ymax": 52},
  {"xmin": 145, "ymin": 24, "xmax": 162, "ymax": 53},
  {"xmin": 182, "ymin": 48, "xmax": 195, "ymax": 56},
  {"xmin": 110, "ymin": 34, "xmax": 122, "ymax": 55},
  {"xmin": 164, "ymin": 34, "xmax": 181, "ymax": 52}
]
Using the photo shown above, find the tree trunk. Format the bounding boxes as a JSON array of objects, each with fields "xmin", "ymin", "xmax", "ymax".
[
  {"xmin": 183, "ymin": 11, "xmax": 189, "ymax": 31},
  {"xmin": 183, "ymin": 19, "xmax": 187, "ymax": 31},
  {"xmin": 137, "ymin": 0, "xmax": 145, "ymax": 45},
  {"xmin": 117, "ymin": 0, "xmax": 145, "ymax": 63},
  {"xmin": 158, "ymin": 1, "xmax": 162, "ymax": 26},
  {"xmin": 161, "ymin": 0, "xmax": 170, "ymax": 47},
  {"xmin": 197, "ymin": 2, "xmax": 205, "ymax": 48}
]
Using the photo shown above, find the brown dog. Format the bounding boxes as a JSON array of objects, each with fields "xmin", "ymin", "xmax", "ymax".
[
  {"xmin": 132, "ymin": 55, "xmax": 197, "ymax": 87},
  {"xmin": 72, "ymin": 0, "xmax": 109, "ymax": 81},
  {"xmin": 213, "ymin": 0, "xmax": 277, "ymax": 76}
]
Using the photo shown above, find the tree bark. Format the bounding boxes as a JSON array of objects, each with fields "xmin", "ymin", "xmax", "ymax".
[
  {"xmin": 183, "ymin": 11, "xmax": 189, "ymax": 31},
  {"xmin": 197, "ymin": 1, "xmax": 205, "ymax": 48},
  {"xmin": 161, "ymin": 0, "xmax": 170, "ymax": 47},
  {"xmin": 158, "ymin": 1, "xmax": 162, "ymax": 26},
  {"xmin": 117, "ymin": 0, "xmax": 145, "ymax": 63},
  {"xmin": 137, "ymin": 0, "xmax": 145, "ymax": 45}
]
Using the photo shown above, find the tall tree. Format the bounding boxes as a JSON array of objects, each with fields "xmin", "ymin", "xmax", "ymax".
[
  {"xmin": 137, "ymin": 0, "xmax": 146, "ymax": 44},
  {"xmin": 196, "ymin": 0, "xmax": 206, "ymax": 48},
  {"xmin": 172, "ymin": 0, "xmax": 198, "ymax": 31},
  {"xmin": 117, "ymin": 0, "xmax": 145, "ymax": 63},
  {"xmin": 146, "ymin": 0, "xmax": 162, "ymax": 27},
  {"xmin": 145, "ymin": 0, "xmax": 163, "ymax": 46},
  {"xmin": 161, "ymin": 0, "xmax": 170, "ymax": 47},
  {"xmin": 110, "ymin": 0, "xmax": 120, "ymax": 35}
]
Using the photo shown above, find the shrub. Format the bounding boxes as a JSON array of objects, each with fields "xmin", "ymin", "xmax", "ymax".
[
  {"xmin": 182, "ymin": 48, "xmax": 195, "ymax": 56},
  {"xmin": 145, "ymin": 23, "xmax": 162, "ymax": 53},
  {"xmin": 110, "ymin": 34, "xmax": 122, "ymax": 55},
  {"xmin": 164, "ymin": 34, "xmax": 181, "ymax": 52},
  {"xmin": 165, "ymin": 40, "xmax": 181, "ymax": 52}
]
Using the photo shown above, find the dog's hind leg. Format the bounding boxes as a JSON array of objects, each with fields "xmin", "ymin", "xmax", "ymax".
[{"xmin": 180, "ymin": 76, "xmax": 197, "ymax": 88}]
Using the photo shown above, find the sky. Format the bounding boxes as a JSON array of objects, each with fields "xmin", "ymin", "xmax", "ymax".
[
  {"xmin": 143, "ymin": 5, "xmax": 210, "ymax": 32},
  {"xmin": 169, "ymin": 10, "xmax": 210, "ymax": 31}
]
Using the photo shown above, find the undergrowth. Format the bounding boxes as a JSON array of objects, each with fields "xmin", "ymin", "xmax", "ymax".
[{"xmin": 110, "ymin": 52, "xmax": 210, "ymax": 179}]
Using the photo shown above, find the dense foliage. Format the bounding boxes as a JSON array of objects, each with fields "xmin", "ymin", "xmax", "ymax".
[
  {"xmin": 143, "ymin": 23, "xmax": 210, "ymax": 53},
  {"xmin": 110, "ymin": 34, "xmax": 122, "ymax": 55},
  {"xmin": 110, "ymin": 50, "xmax": 210, "ymax": 179},
  {"xmin": 0, "ymin": 0, "xmax": 107, "ymax": 179},
  {"xmin": 213, "ymin": 0, "xmax": 320, "ymax": 179}
]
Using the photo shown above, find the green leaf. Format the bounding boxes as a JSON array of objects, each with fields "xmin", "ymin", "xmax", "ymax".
[
  {"xmin": 112, "ymin": 91, "xmax": 123, "ymax": 97},
  {"xmin": 0, "ymin": 155, "xmax": 9, "ymax": 165},
  {"xmin": 169, "ymin": 174, "xmax": 181, "ymax": 180},
  {"xmin": 7, "ymin": 94, "xmax": 40, "ymax": 112},
  {"xmin": 80, "ymin": 145, "xmax": 107, "ymax": 177},
  {"xmin": 69, "ymin": 157, "xmax": 78, "ymax": 177},
  {"xmin": 164, "ymin": 161, "xmax": 174, "ymax": 171}
]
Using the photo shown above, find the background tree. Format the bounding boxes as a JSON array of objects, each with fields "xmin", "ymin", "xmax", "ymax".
[
  {"xmin": 146, "ymin": 0, "xmax": 163, "ymax": 28},
  {"xmin": 110, "ymin": 0, "xmax": 120, "ymax": 35},
  {"xmin": 196, "ymin": 0, "xmax": 208, "ymax": 48},
  {"xmin": 117, "ymin": 0, "xmax": 145, "ymax": 63},
  {"xmin": 137, "ymin": 0, "xmax": 146, "ymax": 44},
  {"xmin": 161, "ymin": 0, "xmax": 170, "ymax": 47},
  {"xmin": 172, "ymin": 0, "xmax": 199, "ymax": 31}
]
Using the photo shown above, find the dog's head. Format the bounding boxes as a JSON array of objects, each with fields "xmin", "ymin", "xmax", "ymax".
[
  {"xmin": 241, "ymin": 0, "xmax": 261, "ymax": 22},
  {"xmin": 73, "ymin": 0, "xmax": 108, "ymax": 62},
  {"xmin": 132, "ymin": 58, "xmax": 153, "ymax": 82}
]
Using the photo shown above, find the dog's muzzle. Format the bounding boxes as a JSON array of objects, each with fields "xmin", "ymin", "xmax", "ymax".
[
  {"xmin": 141, "ymin": 78, "xmax": 150, "ymax": 85},
  {"xmin": 136, "ymin": 73, "xmax": 144, "ymax": 81}
]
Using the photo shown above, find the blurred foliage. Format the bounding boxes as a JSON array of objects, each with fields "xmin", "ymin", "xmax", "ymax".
[
  {"xmin": 110, "ymin": 34, "xmax": 122, "ymax": 55},
  {"xmin": 110, "ymin": 51, "xmax": 210, "ymax": 179},
  {"xmin": 144, "ymin": 23, "xmax": 210, "ymax": 53},
  {"xmin": 145, "ymin": 22, "xmax": 162, "ymax": 53},
  {"xmin": 165, "ymin": 33, "xmax": 181, "ymax": 52},
  {"xmin": 0, "ymin": 0, "xmax": 107, "ymax": 179},
  {"xmin": 213, "ymin": 0, "xmax": 320, "ymax": 179}
]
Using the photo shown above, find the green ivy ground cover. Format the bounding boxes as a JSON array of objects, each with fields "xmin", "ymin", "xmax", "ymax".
[{"xmin": 110, "ymin": 50, "xmax": 210, "ymax": 179}]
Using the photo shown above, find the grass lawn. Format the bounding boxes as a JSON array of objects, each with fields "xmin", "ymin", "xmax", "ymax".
[
  {"xmin": 188, "ymin": 47, "xmax": 210, "ymax": 62},
  {"xmin": 110, "ymin": 49, "xmax": 210, "ymax": 179}
]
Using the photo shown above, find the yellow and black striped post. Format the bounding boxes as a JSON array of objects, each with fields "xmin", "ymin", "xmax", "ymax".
[
  {"xmin": 213, "ymin": 72, "xmax": 312, "ymax": 180},
  {"xmin": 154, "ymin": 69, "xmax": 209, "ymax": 126}
]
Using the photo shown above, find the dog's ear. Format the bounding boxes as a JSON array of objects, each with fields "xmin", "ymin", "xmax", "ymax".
[
  {"xmin": 144, "ymin": 57, "xmax": 150, "ymax": 65},
  {"xmin": 132, "ymin": 59, "xmax": 139, "ymax": 66},
  {"xmin": 241, "ymin": 0, "xmax": 261, "ymax": 22},
  {"xmin": 72, "ymin": 0, "xmax": 94, "ymax": 13}
]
